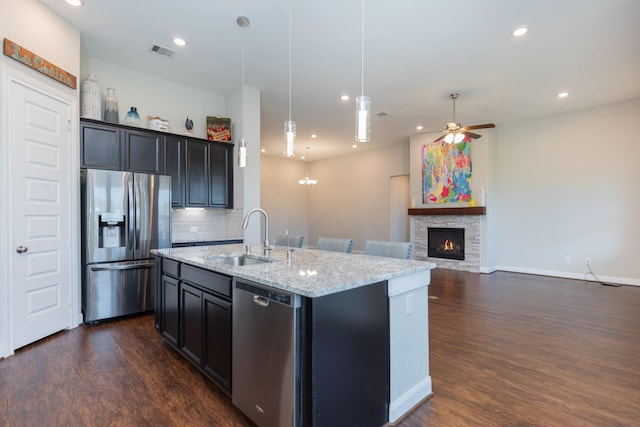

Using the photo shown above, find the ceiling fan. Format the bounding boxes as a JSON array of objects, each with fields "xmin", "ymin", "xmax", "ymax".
[{"xmin": 433, "ymin": 93, "xmax": 495, "ymax": 143}]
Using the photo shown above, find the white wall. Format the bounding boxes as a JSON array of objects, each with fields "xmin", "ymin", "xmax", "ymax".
[
  {"xmin": 308, "ymin": 143, "xmax": 410, "ymax": 252},
  {"xmin": 262, "ymin": 142, "xmax": 410, "ymax": 252},
  {"xmin": 82, "ymin": 58, "xmax": 225, "ymax": 139},
  {"xmin": 260, "ymin": 155, "xmax": 309, "ymax": 245},
  {"xmin": 227, "ymin": 85, "xmax": 262, "ymax": 244},
  {"xmin": 494, "ymin": 98, "xmax": 640, "ymax": 285}
]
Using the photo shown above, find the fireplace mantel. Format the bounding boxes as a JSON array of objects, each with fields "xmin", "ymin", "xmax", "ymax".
[{"xmin": 408, "ymin": 207, "xmax": 486, "ymax": 216}]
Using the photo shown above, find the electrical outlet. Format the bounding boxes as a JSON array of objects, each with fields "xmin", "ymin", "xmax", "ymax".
[
  {"xmin": 406, "ymin": 293, "xmax": 413, "ymax": 315},
  {"xmin": 565, "ymin": 255, "xmax": 572, "ymax": 263},
  {"xmin": 586, "ymin": 257, "xmax": 592, "ymax": 266}
]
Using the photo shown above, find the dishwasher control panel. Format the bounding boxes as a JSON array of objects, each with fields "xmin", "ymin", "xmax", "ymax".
[{"xmin": 235, "ymin": 280, "xmax": 296, "ymax": 307}]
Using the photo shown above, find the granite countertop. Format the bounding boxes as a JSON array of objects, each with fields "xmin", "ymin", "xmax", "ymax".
[{"xmin": 152, "ymin": 244, "xmax": 436, "ymax": 298}]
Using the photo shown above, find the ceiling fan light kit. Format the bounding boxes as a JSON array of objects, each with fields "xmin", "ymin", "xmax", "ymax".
[{"xmin": 434, "ymin": 93, "xmax": 495, "ymax": 143}]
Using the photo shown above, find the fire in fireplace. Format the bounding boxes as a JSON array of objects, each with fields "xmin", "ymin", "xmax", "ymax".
[{"xmin": 428, "ymin": 227, "xmax": 465, "ymax": 260}]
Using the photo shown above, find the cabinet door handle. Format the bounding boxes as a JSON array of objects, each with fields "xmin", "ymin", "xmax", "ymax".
[{"xmin": 16, "ymin": 245, "xmax": 28, "ymax": 254}]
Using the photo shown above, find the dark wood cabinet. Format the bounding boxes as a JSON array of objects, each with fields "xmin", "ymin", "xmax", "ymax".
[
  {"xmin": 185, "ymin": 139, "xmax": 209, "ymax": 207},
  {"xmin": 180, "ymin": 282, "xmax": 204, "ymax": 365},
  {"xmin": 80, "ymin": 118, "xmax": 164, "ymax": 174},
  {"xmin": 156, "ymin": 258, "xmax": 180, "ymax": 347},
  {"xmin": 203, "ymin": 292, "xmax": 232, "ymax": 391},
  {"xmin": 208, "ymin": 143, "xmax": 233, "ymax": 208},
  {"xmin": 160, "ymin": 275, "xmax": 180, "ymax": 347},
  {"xmin": 80, "ymin": 121, "xmax": 123, "ymax": 170},
  {"xmin": 164, "ymin": 135, "xmax": 186, "ymax": 207},
  {"xmin": 81, "ymin": 118, "xmax": 233, "ymax": 209},
  {"xmin": 125, "ymin": 129, "xmax": 164, "ymax": 174},
  {"xmin": 184, "ymin": 139, "xmax": 233, "ymax": 208},
  {"xmin": 156, "ymin": 261, "xmax": 232, "ymax": 393}
]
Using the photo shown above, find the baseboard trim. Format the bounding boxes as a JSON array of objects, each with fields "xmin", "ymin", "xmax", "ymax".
[
  {"xmin": 494, "ymin": 265, "xmax": 639, "ymax": 287},
  {"xmin": 388, "ymin": 376, "xmax": 433, "ymax": 423}
]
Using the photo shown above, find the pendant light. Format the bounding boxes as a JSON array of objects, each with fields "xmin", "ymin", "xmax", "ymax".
[
  {"xmin": 284, "ymin": 0, "xmax": 296, "ymax": 157},
  {"xmin": 298, "ymin": 147, "xmax": 317, "ymax": 186},
  {"xmin": 237, "ymin": 16, "xmax": 250, "ymax": 167},
  {"xmin": 355, "ymin": 0, "xmax": 371, "ymax": 143}
]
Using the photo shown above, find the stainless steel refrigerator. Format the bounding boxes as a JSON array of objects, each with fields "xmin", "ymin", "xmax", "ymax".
[{"xmin": 81, "ymin": 168, "xmax": 171, "ymax": 323}]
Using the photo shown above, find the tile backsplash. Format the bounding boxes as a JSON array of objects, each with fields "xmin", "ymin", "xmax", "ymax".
[{"xmin": 171, "ymin": 208, "xmax": 244, "ymax": 243}]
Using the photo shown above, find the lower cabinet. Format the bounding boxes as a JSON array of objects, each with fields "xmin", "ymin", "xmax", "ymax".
[
  {"xmin": 156, "ymin": 259, "xmax": 232, "ymax": 393},
  {"xmin": 180, "ymin": 282, "xmax": 204, "ymax": 365},
  {"xmin": 203, "ymin": 292, "xmax": 232, "ymax": 391},
  {"xmin": 160, "ymin": 275, "xmax": 180, "ymax": 347}
]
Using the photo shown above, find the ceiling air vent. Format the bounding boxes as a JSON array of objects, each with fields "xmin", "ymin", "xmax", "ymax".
[{"xmin": 150, "ymin": 44, "xmax": 176, "ymax": 58}]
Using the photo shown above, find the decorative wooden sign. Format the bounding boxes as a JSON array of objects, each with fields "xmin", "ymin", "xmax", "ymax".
[{"xmin": 3, "ymin": 38, "xmax": 77, "ymax": 89}]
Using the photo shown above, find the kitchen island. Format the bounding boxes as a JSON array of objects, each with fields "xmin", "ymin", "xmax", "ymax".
[{"xmin": 152, "ymin": 244, "xmax": 435, "ymax": 426}]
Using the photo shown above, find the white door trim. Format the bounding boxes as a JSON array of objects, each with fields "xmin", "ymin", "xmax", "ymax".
[{"xmin": 0, "ymin": 63, "xmax": 80, "ymax": 358}]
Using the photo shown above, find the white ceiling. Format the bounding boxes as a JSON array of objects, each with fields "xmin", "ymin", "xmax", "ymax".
[{"xmin": 41, "ymin": 0, "xmax": 640, "ymax": 160}]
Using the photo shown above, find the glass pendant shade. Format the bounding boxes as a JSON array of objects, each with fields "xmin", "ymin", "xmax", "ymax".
[
  {"xmin": 454, "ymin": 133, "xmax": 465, "ymax": 143},
  {"xmin": 238, "ymin": 138, "xmax": 247, "ymax": 168},
  {"xmin": 355, "ymin": 95, "xmax": 371, "ymax": 142},
  {"xmin": 444, "ymin": 133, "xmax": 454, "ymax": 143},
  {"xmin": 284, "ymin": 120, "xmax": 296, "ymax": 157}
]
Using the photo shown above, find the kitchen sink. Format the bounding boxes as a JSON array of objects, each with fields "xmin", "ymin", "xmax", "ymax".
[{"xmin": 203, "ymin": 254, "xmax": 273, "ymax": 266}]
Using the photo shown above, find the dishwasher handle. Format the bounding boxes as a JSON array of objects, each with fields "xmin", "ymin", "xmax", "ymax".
[{"xmin": 252, "ymin": 295, "xmax": 269, "ymax": 307}]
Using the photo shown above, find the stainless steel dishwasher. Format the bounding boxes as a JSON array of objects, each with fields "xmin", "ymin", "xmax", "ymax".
[{"xmin": 232, "ymin": 279, "xmax": 301, "ymax": 427}]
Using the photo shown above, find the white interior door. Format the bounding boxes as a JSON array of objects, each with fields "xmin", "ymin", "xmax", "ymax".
[{"xmin": 8, "ymin": 76, "xmax": 73, "ymax": 350}]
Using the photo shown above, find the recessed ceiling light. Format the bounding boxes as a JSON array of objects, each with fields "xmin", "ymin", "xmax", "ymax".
[
  {"xmin": 341, "ymin": 95, "xmax": 350, "ymax": 101},
  {"xmin": 65, "ymin": 0, "xmax": 83, "ymax": 6},
  {"xmin": 557, "ymin": 91, "xmax": 569, "ymax": 98},
  {"xmin": 416, "ymin": 125, "xmax": 423, "ymax": 131},
  {"xmin": 512, "ymin": 27, "xmax": 528, "ymax": 37},
  {"xmin": 261, "ymin": 148, "xmax": 266, "ymax": 153},
  {"xmin": 172, "ymin": 38, "xmax": 187, "ymax": 47},
  {"xmin": 352, "ymin": 144, "xmax": 358, "ymax": 149},
  {"xmin": 311, "ymin": 134, "xmax": 317, "ymax": 138}
]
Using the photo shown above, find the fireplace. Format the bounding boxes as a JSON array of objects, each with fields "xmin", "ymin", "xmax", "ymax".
[{"xmin": 428, "ymin": 227, "xmax": 465, "ymax": 260}]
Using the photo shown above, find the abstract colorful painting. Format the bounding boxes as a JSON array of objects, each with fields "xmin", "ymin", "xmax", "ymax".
[{"xmin": 422, "ymin": 138, "xmax": 472, "ymax": 203}]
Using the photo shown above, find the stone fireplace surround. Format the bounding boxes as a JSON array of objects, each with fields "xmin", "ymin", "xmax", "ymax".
[{"xmin": 410, "ymin": 207, "xmax": 485, "ymax": 272}]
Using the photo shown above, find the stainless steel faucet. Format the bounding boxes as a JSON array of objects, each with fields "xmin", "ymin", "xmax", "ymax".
[{"xmin": 242, "ymin": 208, "xmax": 271, "ymax": 256}]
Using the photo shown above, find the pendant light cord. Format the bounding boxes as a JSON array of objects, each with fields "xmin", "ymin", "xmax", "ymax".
[
  {"xmin": 360, "ymin": 0, "xmax": 364, "ymax": 97},
  {"xmin": 288, "ymin": 0, "xmax": 292, "ymax": 121}
]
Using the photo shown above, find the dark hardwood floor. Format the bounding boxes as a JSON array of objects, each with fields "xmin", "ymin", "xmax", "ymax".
[{"xmin": 1, "ymin": 270, "xmax": 639, "ymax": 426}]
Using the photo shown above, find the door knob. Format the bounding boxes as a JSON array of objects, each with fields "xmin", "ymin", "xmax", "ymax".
[{"xmin": 16, "ymin": 245, "xmax": 28, "ymax": 253}]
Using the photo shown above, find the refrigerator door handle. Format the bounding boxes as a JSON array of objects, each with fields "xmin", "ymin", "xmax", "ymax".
[
  {"xmin": 134, "ymin": 175, "xmax": 140, "ymax": 254},
  {"xmin": 89, "ymin": 261, "xmax": 156, "ymax": 272},
  {"xmin": 128, "ymin": 177, "xmax": 136, "ymax": 253}
]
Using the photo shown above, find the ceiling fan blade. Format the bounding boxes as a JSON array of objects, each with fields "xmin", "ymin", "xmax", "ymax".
[
  {"xmin": 433, "ymin": 134, "xmax": 446, "ymax": 142},
  {"xmin": 463, "ymin": 123, "xmax": 495, "ymax": 131},
  {"xmin": 463, "ymin": 131, "xmax": 482, "ymax": 139}
]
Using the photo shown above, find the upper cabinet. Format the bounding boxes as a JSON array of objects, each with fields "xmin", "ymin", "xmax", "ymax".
[
  {"xmin": 208, "ymin": 143, "xmax": 233, "ymax": 208},
  {"xmin": 80, "ymin": 119, "xmax": 234, "ymax": 209},
  {"xmin": 80, "ymin": 118, "xmax": 163, "ymax": 173},
  {"xmin": 125, "ymin": 129, "xmax": 164, "ymax": 174},
  {"xmin": 185, "ymin": 139, "xmax": 209, "ymax": 207},
  {"xmin": 184, "ymin": 138, "xmax": 233, "ymax": 209},
  {"xmin": 164, "ymin": 135, "xmax": 187, "ymax": 208},
  {"xmin": 80, "ymin": 120, "xmax": 123, "ymax": 170}
]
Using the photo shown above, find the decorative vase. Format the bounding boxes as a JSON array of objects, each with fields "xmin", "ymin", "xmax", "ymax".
[
  {"xmin": 80, "ymin": 73, "xmax": 102, "ymax": 120},
  {"xmin": 125, "ymin": 107, "xmax": 141, "ymax": 126},
  {"xmin": 103, "ymin": 88, "xmax": 119, "ymax": 123}
]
